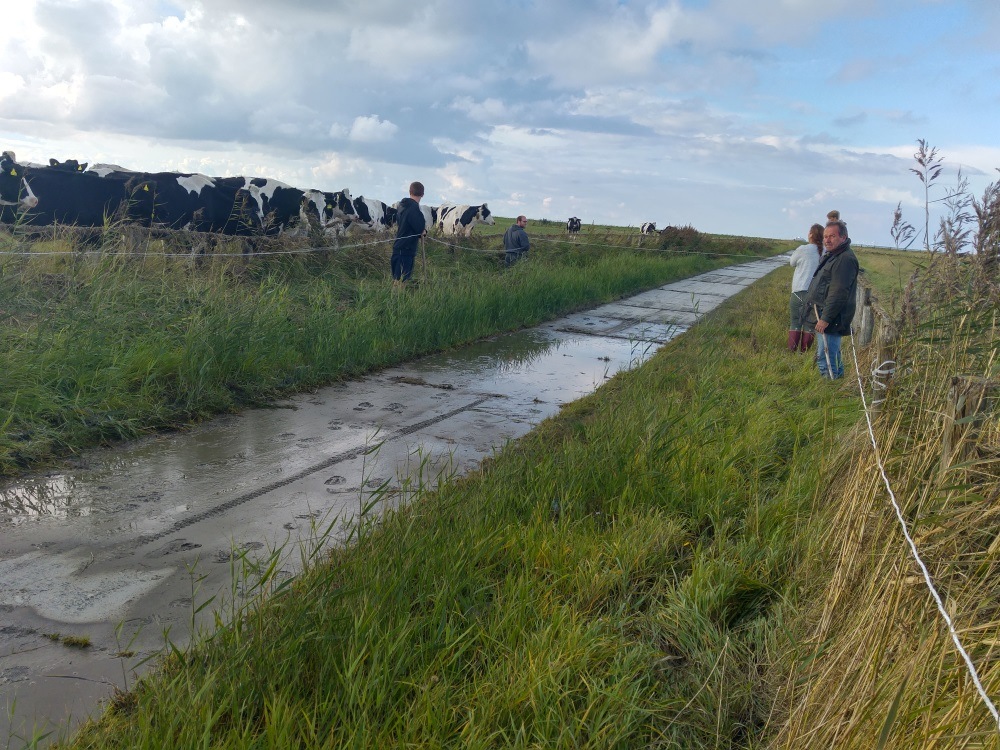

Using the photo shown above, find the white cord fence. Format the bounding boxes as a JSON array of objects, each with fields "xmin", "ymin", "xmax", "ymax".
[{"xmin": 848, "ymin": 333, "xmax": 1000, "ymax": 732}]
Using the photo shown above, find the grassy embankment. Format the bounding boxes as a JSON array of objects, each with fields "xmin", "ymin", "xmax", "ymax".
[
  {"xmin": 57, "ymin": 238, "xmax": 856, "ymax": 748},
  {"xmin": 0, "ymin": 222, "xmax": 778, "ymax": 478},
  {"xmin": 770, "ymin": 252, "xmax": 1000, "ymax": 748}
]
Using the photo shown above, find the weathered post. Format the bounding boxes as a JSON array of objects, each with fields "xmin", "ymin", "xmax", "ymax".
[{"xmin": 857, "ymin": 286, "xmax": 874, "ymax": 346}]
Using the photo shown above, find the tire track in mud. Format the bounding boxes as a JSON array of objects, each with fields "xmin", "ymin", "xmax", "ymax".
[{"xmin": 134, "ymin": 396, "xmax": 495, "ymax": 547}]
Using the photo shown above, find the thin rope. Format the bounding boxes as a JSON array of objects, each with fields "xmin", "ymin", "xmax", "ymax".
[
  {"xmin": 848, "ymin": 334, "xmax": 1000, "ymax": 731},
  {"xmin": 0, "ymin": 233, "xmax": 408, "ymax": 257},
  {"xmin": 529, "ymin": 233, "xmax": 760, "ymax": 258}
]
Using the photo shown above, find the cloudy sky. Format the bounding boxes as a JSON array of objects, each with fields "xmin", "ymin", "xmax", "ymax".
[{"xmin": 2, "ymin": 0, "xmax": 998, "ymax": 247}]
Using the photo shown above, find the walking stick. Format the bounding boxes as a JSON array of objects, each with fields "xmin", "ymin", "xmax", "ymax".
[
  {"xmin": 421, "ymin": 235, "xmax": 427, "ymax": 283},
  {"xmin": 814, "ymin": 304, "xmax": 835, "ymax": 380}
]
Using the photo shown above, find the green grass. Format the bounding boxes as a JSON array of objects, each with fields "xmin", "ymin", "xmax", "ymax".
[
  {"xmin": 57, "ymin": 263, "xmax": 856, "ymax": 749},
  {"xmin": 0, "ymin": 225, "xmax": 777, "ymax": 477}
]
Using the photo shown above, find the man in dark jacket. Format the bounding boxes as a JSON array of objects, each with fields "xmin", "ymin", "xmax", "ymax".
[
  {"xmin": 391, "ymin": 181, "xmax": 426, "ymax": 284},
  {"xmin": 503, "ymin": 215, "xmax": 530, "ymax": 267},
  {"xmin": 804, "ymin": 220, "xmax": 859, "ymax": 379}
]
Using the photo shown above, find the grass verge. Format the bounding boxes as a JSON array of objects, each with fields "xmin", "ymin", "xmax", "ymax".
[{"xmin": 0, "ymin": 227, "xmax": 779, "ymax": 477}]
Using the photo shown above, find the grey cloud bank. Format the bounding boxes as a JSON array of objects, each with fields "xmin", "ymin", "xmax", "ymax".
[{"xmin": 2, "ymin": 0, "xmax": 999, "ymax": 247}]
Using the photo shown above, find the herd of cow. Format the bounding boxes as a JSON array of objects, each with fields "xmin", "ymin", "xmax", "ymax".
[
  {"xmin": 1, "ymin": 151, "xmax": 667, "ymax": 248},
  {"xmin": 0, "ymin": 151, "xmax": 498, "ymax": 245}
]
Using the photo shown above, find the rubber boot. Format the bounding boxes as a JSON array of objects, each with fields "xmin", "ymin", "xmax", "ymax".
[
  {"xmin": 798, "ymin": 332, "xmax": 815, "ymax": 352},
  {"xmin": 787, "ymin": 330, "xmax": 801, "ymax": 352}
]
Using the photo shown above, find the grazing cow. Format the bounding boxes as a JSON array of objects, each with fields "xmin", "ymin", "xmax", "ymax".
[
  {"xmin": 351, "ymin": 196, "xmax": 396, "ymax": 231},
  {"xmin": 437, "ymin": 203, "xmax": 495, "ymax": 237},
  {"xmin": 0, "ymin": 152, "xmax": 39, "ymax": 217},
  {"xmin": 567, "ymin": 216, "xmax": 582, "ymax": 235},
  {"xmin": 299, "ymin": 188, "xmax": 357, "ymax": 237},
  {"xmin": 641, "ymin": 222, "xmax": 657, "ymax": 234}
]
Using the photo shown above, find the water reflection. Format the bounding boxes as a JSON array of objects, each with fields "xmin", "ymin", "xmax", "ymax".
[{"xmin": 0, "ymin": 474, "xmax": 87, "ymax": 524}]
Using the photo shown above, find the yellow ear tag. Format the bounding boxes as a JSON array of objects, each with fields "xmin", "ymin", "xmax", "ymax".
[
  {"xmin": 143, "ymin": 185, "xmax": 149, "ymax": 191},
  {"xmin": 10, "ymin": 168, "xmax": 17, "ymax": 176},
  {"xmin": 327, "ymin": 204, "xmax": 333, "ymax": 211}
]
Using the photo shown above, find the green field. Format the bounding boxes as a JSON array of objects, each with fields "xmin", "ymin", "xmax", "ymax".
[{"xmin": 6, "ymin": 221, "xmax": 996, "ymax": 749}]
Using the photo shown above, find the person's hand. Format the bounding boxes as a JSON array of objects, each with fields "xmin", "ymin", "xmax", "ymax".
[{"xmin": 815, "ymin": 319, "xmax": 828, "ymax": 333}]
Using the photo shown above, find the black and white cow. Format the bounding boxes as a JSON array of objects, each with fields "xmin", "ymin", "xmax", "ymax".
[
  {"xmin": 437, "ymin": 203, "xmax": 495, "ymax": 237},
  {"xmin": 113, "ymin": 172, "xmax": 255, "ymax": 235},
  {"xmin": 567, "ymin": 216, "xmax": 582, "ymax": 235},
  {"xmin": 238, "ymin": 178, "xmax": 310, "ymax": 236},
  {"xmin": 0, "ymin": 152, "xmax": 39, "ymax": 219},
  {"xmin": 640, "ymin": 222, "xmax": 657, "ymax": 234},
  {"xmin": 10, "ymin": 162, "xmax": 154, "ymax": 228},
  {"xmin": 299, "ymin": 188, "xmax": 357, "ymax": 237},
  {"xmin": 350, "ymin": 196, "xmax": 396, "ymax": 232}
]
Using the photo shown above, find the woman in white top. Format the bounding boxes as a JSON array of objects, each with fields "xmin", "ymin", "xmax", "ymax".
[{"xmin": 788, "ymin": 223, "xmax": 823, "ymax": 352}]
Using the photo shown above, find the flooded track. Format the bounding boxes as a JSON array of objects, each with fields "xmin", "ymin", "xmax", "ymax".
[{"xmin": 0, "ymin": 255, "xmax": 787, "ymax": 744}]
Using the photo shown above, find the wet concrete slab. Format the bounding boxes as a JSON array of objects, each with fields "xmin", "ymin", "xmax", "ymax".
[{"xmin": 0, "ymin": 253, "xmax": 787, "ymax": 745}]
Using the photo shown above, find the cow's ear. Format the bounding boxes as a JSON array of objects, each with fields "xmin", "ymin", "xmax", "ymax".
[
  {"xmin": 49, "ymin": 158, "xmax": 59, "ymax": 167},
  {"xmin": 79, "ymin": 163, "xmax": 88, "ymax": 171}
]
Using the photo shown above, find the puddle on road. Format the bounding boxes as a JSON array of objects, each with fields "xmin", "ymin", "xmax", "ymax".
[{"xmin": 0, "ymin": 325, "xmax": 655, "ymax": 526}]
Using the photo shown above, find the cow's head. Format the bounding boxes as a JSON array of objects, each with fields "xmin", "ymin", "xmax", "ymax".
[
  {"xmin": 301, "ymin": 189, "xmax": 357, "ymax": 234},
  {"xmin": 329, "ymin": 189, "xmax": 355, "ymax": 221},
  {"xmin": 48, "ymin": 158, "xmax": 88, "ymax": 172},
  {"xmin": 479, "ymin": 203, "xmax": 495, "ymax": 225},
  {"xmin": 0, "ymin": 151, "xmax": 39, "ymax": 209}
]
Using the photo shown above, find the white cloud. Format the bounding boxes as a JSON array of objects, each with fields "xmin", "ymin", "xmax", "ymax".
[{"xmin": 349, "ymin": 115, "xmax": 399, "ymax": 143}]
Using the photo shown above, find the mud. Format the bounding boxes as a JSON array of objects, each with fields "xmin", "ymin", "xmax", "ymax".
[{"xmin": 0, "ymin": 255, "xmax": 787, "ymax": 745}]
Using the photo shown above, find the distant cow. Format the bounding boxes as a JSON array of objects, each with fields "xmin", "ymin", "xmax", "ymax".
[
  {"xmin": 567, "ymin": 216, "xmax": 582, "ymax": 235},
  {"xmin": 438, "ymin": 203, "xmax": 495, "ymax": 237},
  {"xmin": 640, "ymin": 222, "xmax": 657, "ymax": 234},
  {"xmin": 0, "ymin": 152, "xmax": 39, "ymax": 217}
]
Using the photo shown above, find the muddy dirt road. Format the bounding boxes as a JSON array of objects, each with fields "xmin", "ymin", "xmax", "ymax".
[{"xmin": 1, "ymin": 255, "xmax": 786, "ymax": 745}]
